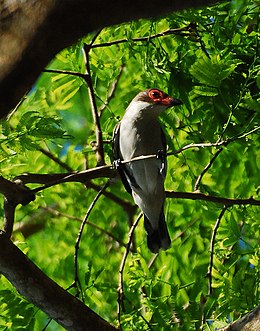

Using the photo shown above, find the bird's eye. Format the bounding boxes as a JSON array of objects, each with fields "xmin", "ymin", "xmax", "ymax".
[{"xmin": 149, "ymin": 90, "xmax": 162, "ymax": 99}]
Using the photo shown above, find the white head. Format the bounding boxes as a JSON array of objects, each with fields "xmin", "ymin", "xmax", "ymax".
[{"xmin": 125, "ymin": 88, "xmax": 182, "ymax": 119}]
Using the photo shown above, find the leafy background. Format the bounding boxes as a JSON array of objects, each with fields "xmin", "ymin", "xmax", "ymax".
[{"xmin": 0, "ymin": 0, "xmax": 259, "ymax": 330}]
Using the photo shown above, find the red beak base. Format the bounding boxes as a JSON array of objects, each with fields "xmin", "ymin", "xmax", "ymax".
[{"xmin": 161, "ymin": 96, "xmax": 183, "ymax": 107}]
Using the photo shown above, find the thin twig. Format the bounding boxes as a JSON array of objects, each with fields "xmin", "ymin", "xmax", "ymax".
[
  {"xmin": 45, "ymin": 36, "xmax": 106, "ymax": 166},
  {"xmin": 43, "ymin": 68, "xmax": 87, "ymax": 79},
  {"xmin": 99, "ymin": 65, "xmax": 124, "ymax": 116},
  {"xmin": 122, "ymin": 296, "xmax": 154, "ymax": 331},
  {"xmin": 117, "ymin": 213, "xmax": 142, "ymax": 329},
  {"xmin": 46, "ymin": 62, "xmax": 105, "ymax": 166},
  {"xmin": 6, "ymin": 92, "xmax": 28, "ymax": 121},
  {"xmin": 194, "ymin": 148, "xmax": 223, "ymax": 191},
  {"xmin": 86, "ymin": 181, "xmax": 137, "ymax": 219},
  {"xmin": 83, "ymin": 31, "xmax": 105, "ymax": 166},
  {"xmin": 91, "ymin": 25, "xmax": 194, "ymax": 49},
  {"xmin": 39, "ymin": 147, "xmax": 73, "ymax": 172},
  {"xmin": 172, "ymin": 126, "xmax": 260, "ymax": 155},
  {"xmin": 74, "ymin": 179, "xmax": 110, "ymax": 300},
  {"xmin": 118, "ymin": 127, "xmax": 259, "ymax": 164},
  {"xmin": 43, "ymin": 205, "xmax": 129, "ymax": 249},
  {"xmin": 217, "ymin": 57, "xmax": 258, "ymax": 143},
  {"xmin": 207, "ymin": 206, "xmax": 228, "ymax": 295},
  {"xmin": 166, "ymin": 191, "xmax": 260, "ymax": 206}
]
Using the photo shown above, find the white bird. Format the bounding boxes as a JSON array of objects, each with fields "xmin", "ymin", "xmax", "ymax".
[{"xmin": 113, "ymin": 88, "xmax": 182, "ymax": 253}]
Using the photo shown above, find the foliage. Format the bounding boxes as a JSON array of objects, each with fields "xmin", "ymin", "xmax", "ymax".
[{"xmin": 0, "ymin": 0, "xmax": 259, "ymax": 330}]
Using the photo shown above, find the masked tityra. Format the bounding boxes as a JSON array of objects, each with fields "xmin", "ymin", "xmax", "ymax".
[{"xmin": 113, "ymin": 88, "xmax": 182, "ymax": 253}]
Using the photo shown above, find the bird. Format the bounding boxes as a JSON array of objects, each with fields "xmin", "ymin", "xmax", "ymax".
[{"xmin": 113, "ymin": 88, "xmax": 182, "ymax": 253}]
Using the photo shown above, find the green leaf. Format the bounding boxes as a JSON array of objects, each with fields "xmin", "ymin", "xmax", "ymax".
[
  {"xmin": 190, "ymin": 54, "xmax": 240, "ymax": 88},
  {"xmin": 193, "ymin": 85, "xmax": 219, "ymax": 96}
]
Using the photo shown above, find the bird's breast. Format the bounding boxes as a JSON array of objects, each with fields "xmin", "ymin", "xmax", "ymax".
[{"xmin": 119, "ymin": 118, "xmax": 163, "ymax": 160}]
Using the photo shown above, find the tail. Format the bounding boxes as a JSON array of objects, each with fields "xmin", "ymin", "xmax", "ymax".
[{"xmin": 144, "ymin": 210, "xmax": 171, "ymax": 254}]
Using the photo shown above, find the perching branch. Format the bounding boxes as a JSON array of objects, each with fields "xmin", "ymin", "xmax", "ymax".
[
  {"xmin": 38, "ymin": 146, "xmax": 137, "ymax": 218},
  {"xmin": 2, "ymin": 131, "xmax": 258, "ymax": 240},
  {"xmin": 16, "ymin": 165, "xmax": 116, "ymax": 190},
  {"xmin": 13, "ymin": 171, "xmax": 260, "ymax": 207},
  {"xmin": 107, "ymin": 125, "xmax": 260, "ymax": 165}
]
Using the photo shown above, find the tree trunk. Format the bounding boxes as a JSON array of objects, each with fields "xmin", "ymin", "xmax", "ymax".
[{"xmin": 0, "ymin": 0, "xmax": 221, "ymax": 119}]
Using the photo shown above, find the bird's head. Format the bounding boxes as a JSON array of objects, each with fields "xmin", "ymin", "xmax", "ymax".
[
  {"xmin": 127, "ymin": 88, "xmax": 182, "ymax": 118},
  {"xmin": 142, "ymin": 88, "xmax": 182, "ymax": 107}
]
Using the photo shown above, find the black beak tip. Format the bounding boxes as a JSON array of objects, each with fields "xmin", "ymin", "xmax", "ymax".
[{"xmin": 172, "ymin": 98, "xmax": 183, "ymax": 106}]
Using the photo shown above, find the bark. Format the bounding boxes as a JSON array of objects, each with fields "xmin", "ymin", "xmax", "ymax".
[
  {"xmin": 0, "ymin": 0, "xmax": 221, "ymax": 119},
  {"xmin": 219, "ymin": 306, "xmax": 260, "ymax": 331},
  {"xmin": 0, "ymin": 232, "xmax": 118, "ymax": 331}
]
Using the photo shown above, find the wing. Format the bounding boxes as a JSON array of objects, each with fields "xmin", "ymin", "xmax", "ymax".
[
  {"xmin": 112, "ymin": 122, "xmax": 120, "ymax": 161},
  {"xmin": 159, "ymin": 128, "xmax": 167, "ymax": 178},
  {"xmin": 112, "ymin": 122, "xmax": 133, "ymax": 194}
]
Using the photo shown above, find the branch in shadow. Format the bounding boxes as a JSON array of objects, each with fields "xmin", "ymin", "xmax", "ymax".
[{"xmin": 0, "ymin": 232, "xmax": 119, "ymax": 331}]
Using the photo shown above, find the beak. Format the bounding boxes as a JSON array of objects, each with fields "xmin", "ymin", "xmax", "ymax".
[
  {"xmin": 169, "ymin": 97, "xmax": 183, "ymax": 106},
  {"xmin": 161, "ymin": 96, "xmax": 183, "ymax": 107}
]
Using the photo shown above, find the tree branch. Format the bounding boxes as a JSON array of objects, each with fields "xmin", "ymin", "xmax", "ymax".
[
  {"xmin": 73, "ymin": 180, "xmax": 110, "ymax": 298},
  {"xmin": 194, "ymin": 148, "xmax": 223, "ymax": 191},
  {"xmin": 91, "ymin": 25, "xmax": 194, "ymax": 49},
  {"xmin": 15, "ymin": 166, "xmax": 116, "ymax": 190},
  {"xmin": 3, "ymin": 197, "xmax": 16, "ymax": 239},
  {"xmin": 207, "ymin": 206, "xmax": 228, "ymax": 295},
  {"xmin": 219, "ymin": 306, "xmax": 260, "ymax": 331},
  {"xmin": 38, "ymin": 146, "xmax": 136, "ymax": 217},
  {"xmin": 13, "ymin": 171, "xmax": 260, "ymax": 207},
  {"xmin": 0, "ymin": 232, "xmax": 118, "ymax": 331},
  {"xmin": 0, "ymin": 176, "xmax": 35, "ymax": 237},
  {"xmin": 166, "ymin": 191, "xmax": 260, "ymax": 206},
  {"xmin": 43, "ymin": 206, "xmax": 129, "ymax": 249},
  {"xmin": 0, "ymin": 0, "xmax": 222, "ymax": 119},
  {"xmin": 117, "ymin": 213, "xmax": 142, "ymax": 328},
  {"xmin": 99, "ymin": 65, "xmax": 124, "ymax": 116},
  {"xmin": 83, "ymin": 33, "xmax": 106, "ymax": 166}
]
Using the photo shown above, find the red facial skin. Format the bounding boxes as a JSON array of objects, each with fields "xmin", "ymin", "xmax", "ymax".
[{"xmin": 148, "ymin": 88, "xmax": 182, "ymax": 107}]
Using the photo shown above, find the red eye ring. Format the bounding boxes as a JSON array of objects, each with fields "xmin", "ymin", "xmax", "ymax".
[{"xmin": 148, "ymin": 89, "xmax": 164, "ymax": 100}]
